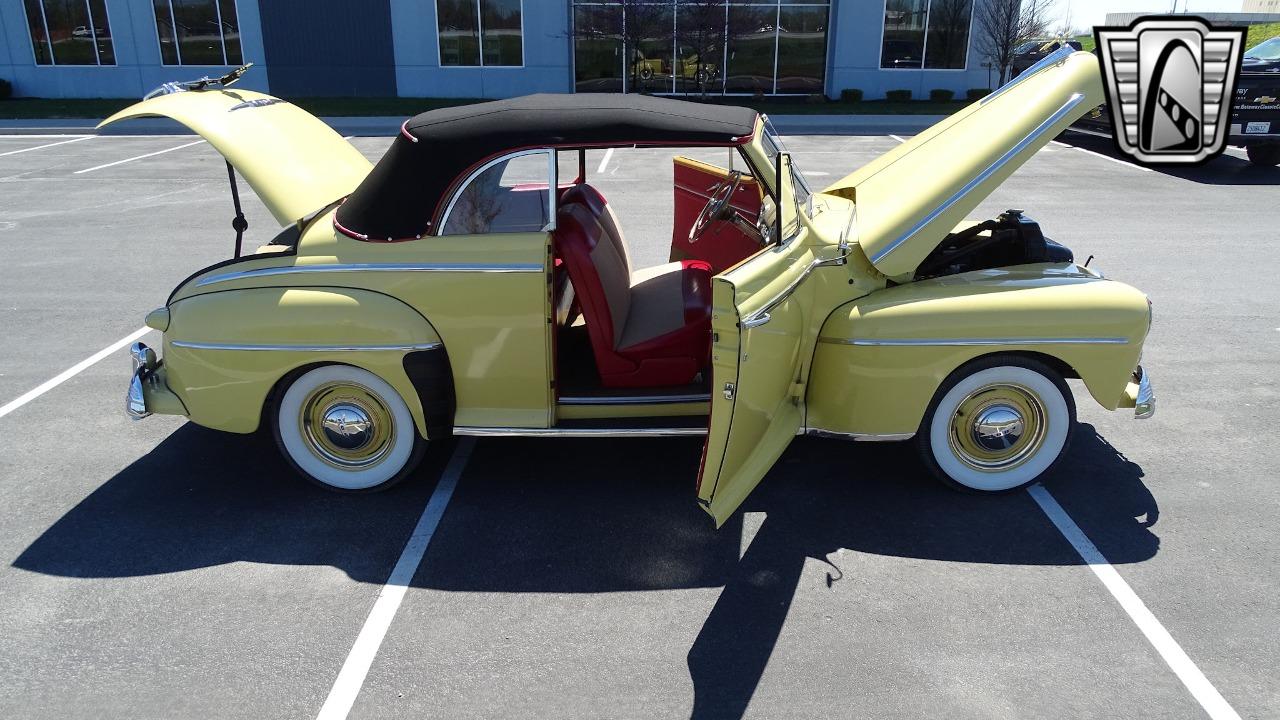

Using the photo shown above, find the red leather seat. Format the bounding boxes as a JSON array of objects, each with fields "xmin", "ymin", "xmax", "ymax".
[{"xmin": 556, "ymin": 184, "xmax": 711, "ymax": 388}]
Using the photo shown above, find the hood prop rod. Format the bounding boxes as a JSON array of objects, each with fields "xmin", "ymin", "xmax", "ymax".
[{"xmin": 226, "ymin": 161, "xmax": 248, "ymax": 258}]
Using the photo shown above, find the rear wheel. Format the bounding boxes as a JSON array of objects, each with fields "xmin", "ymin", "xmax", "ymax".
[
  {"xmin": 1246, "ymin": 143, "xmax": 1280, "ymax": 166},
  {"xmin": 917, "ymin": 355, "xmax": 1075, "ymax": 493},
  {"xmin": 273, "ymin": 365, "xmax": 425, "ymax": 492}
]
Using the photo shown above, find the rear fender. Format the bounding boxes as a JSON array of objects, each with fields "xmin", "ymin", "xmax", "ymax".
[
  {"xmin": 163, "ymin": 287, "xmax": 447, "ymax": 437},
  {"xmin": 807, "ymin": 265, "xmax": 1150, "ymax": 436}
]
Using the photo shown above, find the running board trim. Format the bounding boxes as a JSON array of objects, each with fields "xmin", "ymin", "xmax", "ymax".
[{"xmin": 453, "ymin": 426, "xmax": 707, "ymax": 438}]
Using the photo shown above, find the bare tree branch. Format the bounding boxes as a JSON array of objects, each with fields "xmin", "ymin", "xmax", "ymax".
[{"xmin": 977, "ymin": 0, "xmax": 1056, "ymax": 86}]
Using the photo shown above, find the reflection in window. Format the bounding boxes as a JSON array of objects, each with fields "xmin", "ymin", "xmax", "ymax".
[
  {"xmin": 442, "ymin": 152, "xmax": 551, "ymax": 235},
  {"xmin": 776, "ymin": 6, "xmax": 827, "ymax": 93},
  {"xmin": 573, "ymin": 1, "xmax": 829, "ymax": 96},
  {"xmin": 23, "ymin": 0, "xmax": 115, "ymax": 66},
  {"xmin": 881, "ymin": 0, "xmax": 973, "ymax": 70},
  {"xmin": 924, "ymin": 0, "xmax": 971, "ymax": 68},
  {"xmin": 437, "ymin": 0, "xmax": 523, "ymax": 67},
  {"xmin": 153, "ymin": 0, "xmax": 243, "ymax": 66},
  {"xmin": 573, "ymin": 5, "xmax": 623, "ymax": 92}
]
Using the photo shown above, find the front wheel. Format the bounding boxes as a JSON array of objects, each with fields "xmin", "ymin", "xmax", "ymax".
[
  {"xmin": 917, "ymin": 356, "xmax": 1075, "ymax": 493},
  {"xmin": 1246, "ymin": 143, "xmax": 1280, "ymax": 166},
  {"xmin": 273, "ymin": 364, "xmax": 425, "ymax": 492}
]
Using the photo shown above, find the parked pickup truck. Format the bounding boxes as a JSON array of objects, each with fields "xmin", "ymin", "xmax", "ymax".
[
  {"xmin": 1072, "ymin": 36, "xmax": 1280, "ymax": 166},
  {"xmin": 1233, "ymin": 36, "xmax": 1280, "ymax": 166}
]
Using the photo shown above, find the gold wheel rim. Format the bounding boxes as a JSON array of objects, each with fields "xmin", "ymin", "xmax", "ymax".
[
  {"xmin": 947, "ymin": 382, "xmax": 1048, "ymax": 473},
  {"xmin": 298, "ymin": 381, "xmax": 396, "ymax": 470}
]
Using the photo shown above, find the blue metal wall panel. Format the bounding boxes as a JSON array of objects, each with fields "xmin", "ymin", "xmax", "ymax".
[{"xmin": 257, "ymin": 0, "xmax": 397, "ymax": 96}]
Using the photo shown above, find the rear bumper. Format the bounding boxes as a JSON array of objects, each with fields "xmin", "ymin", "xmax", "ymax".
[
  {"xmin": 1118, "ymin": 365, "xmax": 1156, "ymax": 419},
  {"xmin": 1229, "ymin": 123, "xmax": 1280, "ymax": 147},
  {"xmin": 125, "ymin": 342, "xmax": 187, "ymax": 420}
]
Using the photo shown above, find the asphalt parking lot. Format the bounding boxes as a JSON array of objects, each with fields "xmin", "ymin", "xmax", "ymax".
[{"xmin": 0, "ymin": 124, "xmax": 1278, "ymax": 720}]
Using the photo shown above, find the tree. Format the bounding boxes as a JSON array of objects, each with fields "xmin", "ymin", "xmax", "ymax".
[{"xmin": 977, "ymin": 0, "xmax": 1056, "ymax": 86}]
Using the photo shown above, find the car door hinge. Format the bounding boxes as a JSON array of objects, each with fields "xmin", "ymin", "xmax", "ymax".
[
  {"xmin": 722, "ymin": 382, "xmax": 736, "ymax": 401},
  {"xmin": 789, "ymin": 380, "xmax": 806, "ymax": 403}
]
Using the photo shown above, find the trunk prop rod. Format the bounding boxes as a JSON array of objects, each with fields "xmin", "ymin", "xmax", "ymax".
[{"xmin": 227, "ymin": 161, "xmax": 248, "ymax": 258}]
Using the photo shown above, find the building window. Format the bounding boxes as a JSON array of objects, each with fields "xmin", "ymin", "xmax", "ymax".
[
  {"xmin": 153, "ymin": 0, "xmax": 242, "ymax": 66},
  {"xmin": 881, "ymin": 0, "xmax": 973, "ymax": 70},
  {"xmin": 437, "ymin": 0, "xmax": 524, "ymax": 67},
  {"xmin": 23, "ymin": 0, "xmax": 115, "ymax": 66},
  {"xmin": 573, "ymin": 1, "xmax": 829, "ymax": 96}
]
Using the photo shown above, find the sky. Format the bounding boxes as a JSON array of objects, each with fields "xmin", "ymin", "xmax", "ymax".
[{"xmin": 1048, "ymin": 0, "xmax": 1247, "ymax": 33}]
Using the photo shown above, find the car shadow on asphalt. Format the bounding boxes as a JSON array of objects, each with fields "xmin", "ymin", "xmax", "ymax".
[
  {"xmin": 14, "ymin": 422, "xmax": 1156, "ymax": 720},
  {"xmin": 1060, "ymin": 131, "xmax": 1280, "ymax": 186}
]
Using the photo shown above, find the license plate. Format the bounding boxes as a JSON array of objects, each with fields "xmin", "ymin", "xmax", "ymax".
[{"xmin": 1246, "ymin": 121, "xmax": 1272, "ymax": 134}]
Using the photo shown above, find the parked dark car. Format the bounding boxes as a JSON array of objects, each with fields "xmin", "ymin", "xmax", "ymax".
[{"xmin": 1012, "ymin": 39, "xmax": 1083, "ymax": 77}]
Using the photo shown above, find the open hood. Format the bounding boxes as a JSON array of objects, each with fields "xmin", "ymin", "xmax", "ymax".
[
  {"xmin": 99, "ymin": 89, "xmax": 371, "ymax": 226},
  {"xmin": 822, "ymin": 50, "xmax": 1105, "ymax": 278}
]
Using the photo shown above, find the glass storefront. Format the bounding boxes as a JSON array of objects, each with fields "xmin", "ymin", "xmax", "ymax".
[{"xmin": 573, "ymin": 1, "xmax": 829, "ymax": 95}]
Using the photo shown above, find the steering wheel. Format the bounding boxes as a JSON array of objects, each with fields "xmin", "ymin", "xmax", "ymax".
[{"xmin": 689, "ymin": 170, "xmax": 743, "ymax": 243}]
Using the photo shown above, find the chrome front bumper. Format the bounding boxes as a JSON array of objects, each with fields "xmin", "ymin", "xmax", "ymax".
[
  {"xmin": 126, "ymin": 342, "xmax": 158, "ymax": 420},
  {"xmin": 1133, "ymin": 366, "xmax": 1155, "ymax": 420}
]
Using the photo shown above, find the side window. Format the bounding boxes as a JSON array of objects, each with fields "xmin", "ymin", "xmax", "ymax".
[{"xmin": 442, "ymin": 151, "xmax": 553, "ymax": 235}]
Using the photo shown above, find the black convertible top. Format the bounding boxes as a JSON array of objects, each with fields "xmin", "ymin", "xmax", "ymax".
[{"xmin": 335, "ymin": 93, "xmax": 759, "ymax": 241}]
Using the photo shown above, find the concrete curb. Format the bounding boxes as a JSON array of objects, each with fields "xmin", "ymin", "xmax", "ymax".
[{"xmin": 0, "ymin": 113, "xmax": 947, "ymax": 137}]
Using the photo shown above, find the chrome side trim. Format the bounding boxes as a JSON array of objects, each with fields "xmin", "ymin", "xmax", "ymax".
[
  {"xmin": 739, "ymin": 243, "xmax": 850, "ymax": 328},
  {"xmin": 980, "ymin": 46, "xmax": 1075, "ymax": 105},
  {"xmin": 196, "ymin": 262, "xmax": 543, "ymax": 287},
  {"xmin": 453, "ymin": 426, "xmax": 707, "ymax": 438},
  {"xmin": 805, "ymin": 428, "xmax": 915, "ymax": 442},
  {"xmin": 818, "ymin": 336, "xmax": 1129, "ymax": 347},
  {"xmin": 1134, "ymin": 365, "xmax": 1155, "ymax": 420},
  {"xmin": 557, "ymin": 393, "xmax": 711, "ymax": 406},
  {"xmin": 870, "ymin": 93, "xmax": 1087, "ymax": 266},
  {"xmin": 170, "ymin": 340, "xmax": 442, "ymax": 352}
]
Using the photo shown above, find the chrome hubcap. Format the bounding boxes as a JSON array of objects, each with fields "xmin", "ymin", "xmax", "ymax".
[
  {"xmin": 299, "ymin": 382, "xmax": 395, "ymax": 470},
  {"xmin": 320, "ymin": 403, "xmax": 374, "ymax": 451},
  {"xmin": 971, "ymin": 405, "xmax": 1025, "ymax": 451},
  {"xmin": 948, "ymin": 383, "xmax": 1047, "ymax": 472}
]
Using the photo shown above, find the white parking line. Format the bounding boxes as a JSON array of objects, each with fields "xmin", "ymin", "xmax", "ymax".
[
  {"xmin": 1051, "ymin": 140, "xmax": 1153, "ymax": 172},
  {"xmin": 0, "ymin": 327, "xmax": 150, "ymax": 420},
  {"xmin": 315, "ymin": 437, "xmax": 475, "ymax": 720},
  {"xmin": 1029, "ymin": 485, "xmax": 1242, "ymax": 720},
  {"xmin": 597, "ymin": 147, "xmax": 615, "ymax": 174},
  {"xmin": 0, "ymin": 136, "xmax": 93, "ymax": 158},
  {"xmin": 888, "ymin": 134, "xmax": 907, "ymax": 144},
  {"xmin": 74, "ymin": 140, "xmax": 205, "ymax": 174}
]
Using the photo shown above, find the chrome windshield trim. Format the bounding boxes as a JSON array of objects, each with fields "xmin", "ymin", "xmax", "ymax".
[
  {"xmin": 453, "ymin": 426, "xmax": 707, "ymax": 438},
  {"xmin": 170, "ymin": 340, "xmax": 442, "ymax": 352},
  {"xmin": 980, "ymin": 45, "xmax": 1076, "ymax": 105},
  {"xmin": 818, "ymin": 336, "xmax": 1129, "ymax": 347},
  {"xmin": 557, "ymin": 393, "xmax": 711, "ymax": 406},
  {"xmin": 870, "ymin": 93, "xmax": 1087, "ymax": 266},
  {"xmin": 196, "ymin": 262, "xmax": 543, "ymax": 286}
]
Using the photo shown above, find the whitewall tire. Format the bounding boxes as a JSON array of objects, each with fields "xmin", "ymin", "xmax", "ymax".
[
  {"xmin": 918, "ymin": 356, "xmax": 1075, "ymax": 493},
  {"xmin": 273, "ymin": 365, "xmax": 425, "ymax": 492}
]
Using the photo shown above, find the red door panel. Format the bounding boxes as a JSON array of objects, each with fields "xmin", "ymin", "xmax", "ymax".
[{"xmin": 670, "ymin": 156, "xmax": 763, "ymax": 274}]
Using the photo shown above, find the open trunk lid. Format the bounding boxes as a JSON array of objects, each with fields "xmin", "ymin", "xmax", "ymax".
[
  {"xmin": 99, "ymin": 89, "xmax": 372, "ymax": 226},
  {"xmin": 821, "ymin": 50, "xmax": 1105, "ymax": 279}
]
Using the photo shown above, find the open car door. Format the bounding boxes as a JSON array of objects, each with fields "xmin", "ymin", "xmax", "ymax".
[
  {"xmin": 670, "ymin": 156, "xmax": 764, "ymax": 273},
  {"xmin": 696, "ymin": 155, "xmax": 814, "ymax": 527}
]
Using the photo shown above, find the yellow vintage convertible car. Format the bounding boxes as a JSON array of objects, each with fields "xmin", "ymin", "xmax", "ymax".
[{"xmin": 111, "ymin": 48, "xmax": 1153, "ymax": 527}]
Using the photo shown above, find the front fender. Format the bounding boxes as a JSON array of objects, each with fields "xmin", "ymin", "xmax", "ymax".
[
  {"xmin": 807, "ymin": 264, "xmax": 1150, "ymax": 436},
  {"xmin": 163, "ymin": 286, "xmax": 444, "ymax": 436}
]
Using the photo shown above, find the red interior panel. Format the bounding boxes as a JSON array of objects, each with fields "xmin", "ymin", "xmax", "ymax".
[{"xmin": 670, "ymin": 158, "xmax": 764, "ymax": 274}]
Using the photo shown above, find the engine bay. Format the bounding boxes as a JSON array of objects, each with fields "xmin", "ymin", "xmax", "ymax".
[{"xmin": 914, "ymin": 209, "xmax": 1075, "ymax": 280}]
